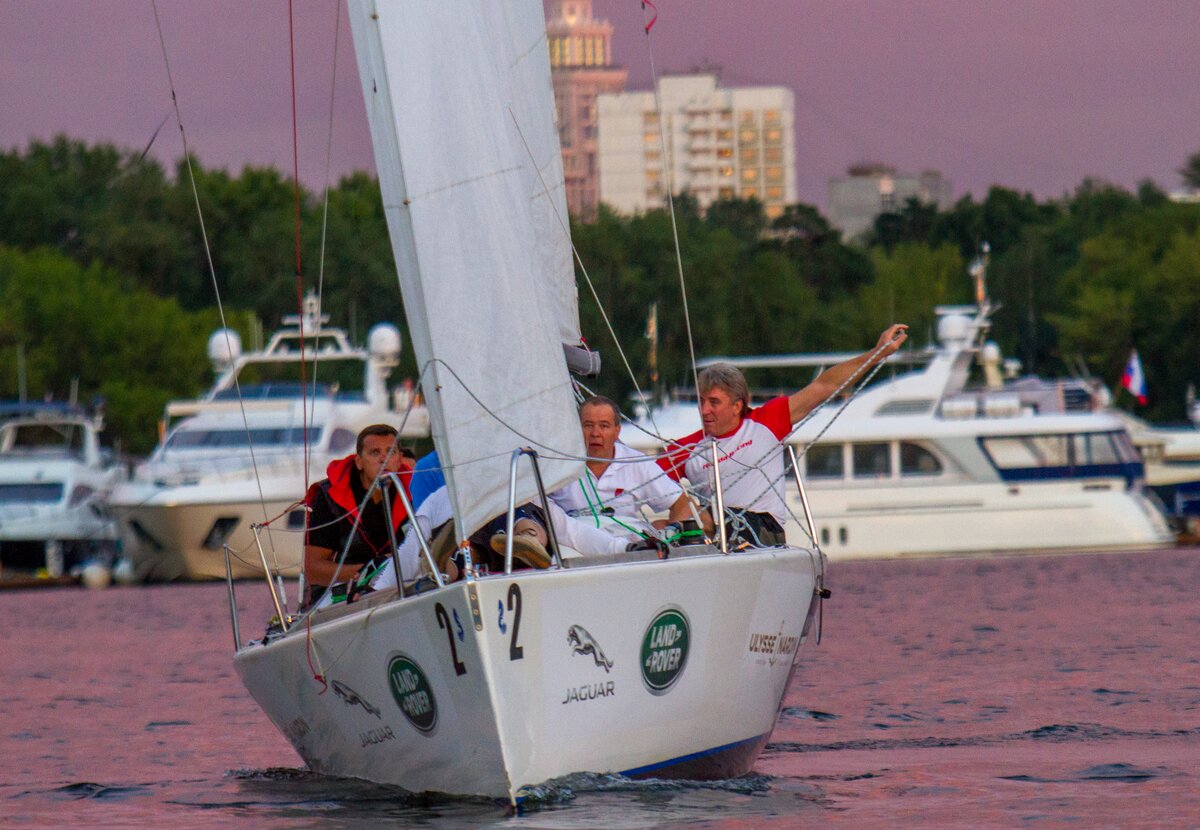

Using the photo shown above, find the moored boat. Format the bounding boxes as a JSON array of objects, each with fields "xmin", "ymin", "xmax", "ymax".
[
  {"xmin": 630, "ymin": 300, "xmax": 1173, "ymax": 559},
  {"xmin": 0, "ymin": 402, "xmax": 125, "ymax": 582},
  {"xmin": 110, "ymin": 295, "xmax": 429, "ymax": 581}
]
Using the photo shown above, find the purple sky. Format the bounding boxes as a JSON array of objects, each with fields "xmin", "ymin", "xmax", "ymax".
[{"xmin": 2, "ymin": 1, "xmax": 1198, "ymax": 210}]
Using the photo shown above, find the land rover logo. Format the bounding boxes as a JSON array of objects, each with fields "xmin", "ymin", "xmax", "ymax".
[
  {"xmin": 640, "ymin": 608, "xmax": 690, "ymax": 694},
  {"xmin": 386, "ymin": 654, "xmax": 437, "ymax": 734}
]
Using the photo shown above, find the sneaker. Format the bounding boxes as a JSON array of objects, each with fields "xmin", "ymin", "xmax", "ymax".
[{"xmin": 490, "ymin": 532, "xmax": 552, "ymax": 569}]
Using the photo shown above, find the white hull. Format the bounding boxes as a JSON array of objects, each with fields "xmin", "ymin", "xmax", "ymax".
[
  {"xmin": 115, "ymin": 480, "xmax": 305, "ymax": 581},
  {"xmin": 785, "ymin": 477, "xmax": 1173, "ymax": 559},
  {"xmin": 235, "ymin": 546, "xmax": 819, "ymax": 802}
]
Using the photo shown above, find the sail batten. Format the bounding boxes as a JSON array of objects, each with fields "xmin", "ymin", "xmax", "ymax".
[{"xmin": 348, "ymin": 0, "xmax": 585, "ymax": 536}]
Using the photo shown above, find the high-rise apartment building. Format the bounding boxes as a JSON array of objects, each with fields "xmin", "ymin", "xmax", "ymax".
[
  {"xmin": 828, "ymin": 164, "xmax": 954, "ymax": 240},
  {"xmin": 596, "ymin": 73, "xmax": 796, "ymax": 218},
  {"xmin": 546, "ymin": 0, "xmax": 627, "ymax": 219}
]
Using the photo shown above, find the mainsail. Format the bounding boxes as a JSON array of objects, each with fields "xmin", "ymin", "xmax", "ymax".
[
  {"xmin": 497, "ymin": 2, "xmax": 581, "ymax": 349},
  {"xmin": 347, "ymin": 0, "xmax": 586, "ymax": 536}
]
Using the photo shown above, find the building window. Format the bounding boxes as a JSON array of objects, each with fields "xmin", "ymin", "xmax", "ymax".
[
  {"xmin": 716, "ymin": 147, "xmax": 732, "ymax": 158},
  {"xmin": 740, "ymin": 148, "xmax": 758, "ymax": 164},
  {"xmin": 719, "ymin": 166, "xmax": 734, "ymax": 177},
  {"xmin": 764, "ymin": 110, "xmax": 782, "ymax": 124},
  {"xmin": 766, "ymin": 186, "xmax": 783, "ymax": 200},
  {"xmin": 739, "ymin": 129, "xmax": 758, "ymax": 145},
  {"xmin": 719, "ymin": 186, "xmax": 735, "ymax": 198},
  {"xmin": 765, "ymin": 146, "xmax": 783, "ymax": 163},
  {"xmin": 765, "ymin": 166, "xmax": 783, "ymax": 183},
  {"xmin": 583, "ymin": 37, "xmax": 595, "ymax": 66},
  {"xmin": 741, "ymin": 168, "xmax": 758, "ymax": 182},
  {"xmin": 742, "ymin": 186, "xmax": 758, "ymax": 198},
  {"xmin": 765, "ymin": 204, "xmax": 783, "ymax": 219},
  {"xmin": 739, "ymin": 111, "xmax": 756, "ymax": 124},
  {"xmin": 764, "ymin": 129, "xmax": 782, "ymax": 145},
  {"xmin": 716, "ymin": 129, "xmax": 733, "ymax": 142}
]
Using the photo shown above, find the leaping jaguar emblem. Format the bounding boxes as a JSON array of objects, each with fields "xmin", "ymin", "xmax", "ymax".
[
  {"xmin": 331, "ymin": 679, "xmax": 382, "ymax": 719},
  {"xmin": 567, "ymin": 624, "xmax": 614, "ymax": 673}
]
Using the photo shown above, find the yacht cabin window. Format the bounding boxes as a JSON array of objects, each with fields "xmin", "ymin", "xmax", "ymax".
[
  {"xmin": 165, "ymin": 427, "xmax": 309, "ymax": 450},
  {"xmin": 0, "ymin": 482, "xmax": 64, "ymax": 503},
  {"xmin": 980, "ymin": 431, "xmax": 1132, "ymax": 470},
  {"xmin": 900, "ymin": 442, "xmax": 942, "ymax": 476},
  {"xmin": 853, "ymin": 443, "xmax": 891, "ymax": 478},
  {"xmin": 804, "ymin": 443, "xmax": 843, "ymax": 479}
]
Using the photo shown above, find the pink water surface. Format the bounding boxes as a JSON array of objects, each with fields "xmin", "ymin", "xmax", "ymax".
[{"xmin": 1, "ymin": 548, "xmax": 1197, "ymax": 827}]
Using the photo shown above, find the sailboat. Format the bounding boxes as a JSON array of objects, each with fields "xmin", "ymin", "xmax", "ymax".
[{"xmin": 232, "ymin": 0, "xmax": 824, "ymax": 804}]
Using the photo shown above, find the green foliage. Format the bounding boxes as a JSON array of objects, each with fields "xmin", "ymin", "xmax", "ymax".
[
  {"xmin": 3, "ymin": 136, "xmax": 1200, "ymax": 450},
  {"xmin": 0, "ymin": 245, "xmax": 237, "ymax": 453}
]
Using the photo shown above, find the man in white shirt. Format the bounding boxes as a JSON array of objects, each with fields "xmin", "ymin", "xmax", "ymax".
[
  {"xmin": 660, "ymin": 324, "xmax": 908, "ymax": 546},
  {"xmin": 551, "ymin": 396, "xmax": 694, "ymax": 539}
]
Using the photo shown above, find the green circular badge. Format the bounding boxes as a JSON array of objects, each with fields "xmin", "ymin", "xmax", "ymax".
[
  {"xmin": 641, "ymin": 607, "xmax": 690, "ymax": 695},
  {"xmin": 387, "ymin": 654, "xmax": 438, "ymax": 734}
]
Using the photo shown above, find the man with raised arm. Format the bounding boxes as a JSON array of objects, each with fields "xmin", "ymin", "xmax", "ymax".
[
  {"xmin": 658, "ymin": 324, "xmax": 908, "ymax": 547},
  {"xmin": 550, "ymin": 395, "xmax": 694, "ymax": 539},
  {"xmin": 303, "ymin": 423, "xmax": 416, "ymax": 607}
]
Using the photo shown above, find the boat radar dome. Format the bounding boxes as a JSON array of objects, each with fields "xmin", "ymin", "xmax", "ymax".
[
  {"xmin": 937, "ymin": 314, "xmax": 972, "ymax": 349},
  {"xmin": 207, "ymin": 329, "xmax": 242, "ymax": 370},
  {"xmin": 367, "ymin": 323, "xmax": 402, "ymax": 366}
]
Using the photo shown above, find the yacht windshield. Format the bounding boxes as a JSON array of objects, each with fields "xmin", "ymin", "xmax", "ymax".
[
  {"xmin": 0, "ymin": 483, "xmax": 64, "ymax": 503},
  {"xmin": 0, "ymin": 423, "xmax": 85, "ymax": 459},
  {"xmin": 165, "ymin": 427, "xmax": 311, "ymax": 451}
]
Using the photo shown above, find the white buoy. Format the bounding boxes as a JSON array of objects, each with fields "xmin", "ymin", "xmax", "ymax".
[{"xmin": 81, "ymin": 562, "xmax": 112, "ymax": 590}]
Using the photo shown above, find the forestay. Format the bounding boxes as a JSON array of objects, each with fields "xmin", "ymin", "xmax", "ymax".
[{"xmin": 347, "ymin": 0, "xmax": 586, "ymax": 536}]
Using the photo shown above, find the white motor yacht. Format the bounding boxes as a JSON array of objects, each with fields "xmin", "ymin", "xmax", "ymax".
[
  {"xmin": 1114, "ymin": 410, "xmax": 1200, "ymax": 522},
  {"xmin": 111, "ymin": 295, "xmax": 429, "ymax": 580},
  {"xmin": 629, "ymin": 301, "xmax": 1173, "ymax": 560},
  {"xmin": 0, "ymin": 404, "xmax": 125, "ymax": 579}
]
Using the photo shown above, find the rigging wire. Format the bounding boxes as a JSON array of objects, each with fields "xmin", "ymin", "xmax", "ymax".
[
  {"xmin": 287, "ymin": 0, "xmax": 313, "ymax": 499},
  {"xmin": 149, "ymin": 0, "xmax": 283, "ymax": 573},
  {"xmin": 310, "ymin": 0, "xmax": 344, "ymax": 416},
  {"xmin": 639, "ymin": 1, "xmax": 702, "ymax": 404}
]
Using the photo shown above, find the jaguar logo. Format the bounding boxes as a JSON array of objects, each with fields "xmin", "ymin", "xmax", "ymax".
[
  {"xmin": 567, "ymin": 624, "xmax": 614, "ymax": 673},
  {"xmin": 331, "ymin": 679, "xmax": 381, "ymax": 719}
]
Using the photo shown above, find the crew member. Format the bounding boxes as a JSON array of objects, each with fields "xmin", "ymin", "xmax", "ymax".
[
  {"xmin": 304, "ymin": 423, "xmax": 415, "ymax": 606},
  {"xmin": 551, "ymin": 395, "xmax": 693, "ymax": 538},
  {"xmin": 659, "ymin": 324, "xmax": 908, "ymax": 546}
]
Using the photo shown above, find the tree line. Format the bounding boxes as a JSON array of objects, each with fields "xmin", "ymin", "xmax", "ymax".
[{"xmin": 1, "ymin": 136, "xmax": 1197, "ymax": 453}]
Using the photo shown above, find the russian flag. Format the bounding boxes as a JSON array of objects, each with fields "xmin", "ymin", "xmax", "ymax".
[{"xmin": 1121, "ymin": 350, "xmax": 1147, "ymax": 405}]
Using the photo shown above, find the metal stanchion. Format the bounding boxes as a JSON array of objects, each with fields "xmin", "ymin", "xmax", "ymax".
[
  {"xmin": 251, "ymin": 524, "xmax": 288, "ymax": 633},
  {"xmin": 224, "ymin": 544, "xmax": 241, "ymax": 651}
]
